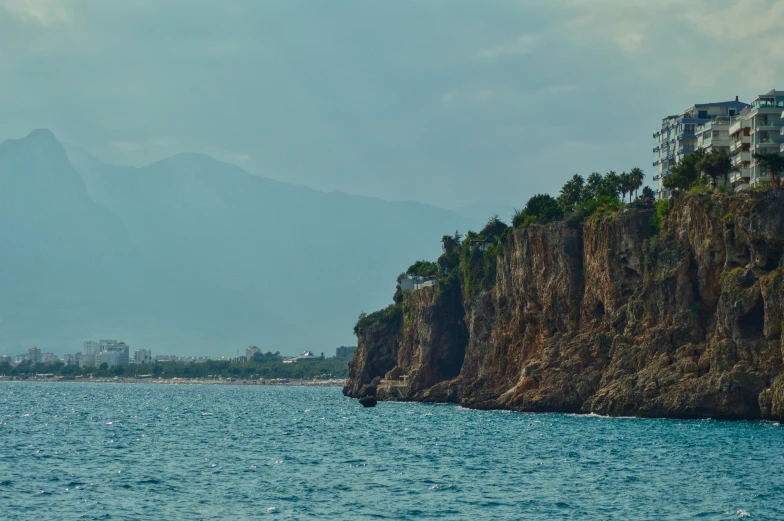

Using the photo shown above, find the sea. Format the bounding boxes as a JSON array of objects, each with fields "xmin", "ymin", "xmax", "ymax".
[{"xmin": 1, "ymin": 382, "xmax": 782, "ymax": 520}]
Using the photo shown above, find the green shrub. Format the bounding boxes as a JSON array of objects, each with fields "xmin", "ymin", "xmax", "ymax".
[{"xmin": 649, "ymin": 198, "xmax": 669, "ymax": 234}]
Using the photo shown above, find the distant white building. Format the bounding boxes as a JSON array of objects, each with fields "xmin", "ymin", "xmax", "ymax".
[
  {"xmin": 82, "ymin": 339, "xmax": 130, "ymax": 368},
  {"xmin": 64, "ymin": 353, "xmax": 82, "ymax": 366},
  {"xmin": 41, "ymin": 353, "xmax": 58, "ymax": 364},
  {"xmin": 245, "ymin": 346, "xmax": 261, "ymax": 361},
  {"xmin": 133, "ymin": 349, "xmax": 152, "ymax": 364},
  {"xmin": 28, "ymin": 347, "xmax": 42, "ymax": 365},
  {"xmin": 97, "ymin": 350, "xmax": 122, "ymax": 367},
  {"xmin": 81, "ymin": 341, "xmax": 100, "ymax": 368}
]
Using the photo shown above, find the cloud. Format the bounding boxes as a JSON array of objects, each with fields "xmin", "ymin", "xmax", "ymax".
[
  {"xmin": 557, "ymin": 0, "xmax": 784, "ymax": 89},
  {"xmin": 0, "ymin": 0, "xmax": 69, "ymax": 26},
  {"xmin": 478, "ymin": 34, "xmax": 539, "ymax": 61}
]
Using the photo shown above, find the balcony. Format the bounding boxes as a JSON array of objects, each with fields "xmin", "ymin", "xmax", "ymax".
[
  {"xmin": 731, "ymin": 169, "xmax": 750, "ymax": 183},
  {"xmin": 677, "ymin": 148, "xmax": 694, "ymax": 156},
  {"xmin": 732, "ymin": 151, "xmax": 751, "ymax": 165},
  {"xmin": 729, "ymin": 121, "xmax": 749, "ymax": 136},
  {"xmin": 678, "ymin": 133, "xmax": 697, "ymax": 141},
  {"xmin": 756, "ymin": 121, "xmax": 781, "ymax": 131},
  {"xmin": 730, "ymin": 137, "xmax": 750, "ymax": 152},
  {"xmin": 653, "ymin": 146, "xmax": 660, "ymax": 153}
]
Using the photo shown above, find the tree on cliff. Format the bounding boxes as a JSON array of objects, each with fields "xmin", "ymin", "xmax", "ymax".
[
  {"xmin": 600, "ymin": 171, "xmax": 621, "ymax": 199},
  {"xmin": 619, "ymin": 172, "xmax": 632, "ymax": 203},
  {"xmin": 558, "ymin": 174, "xmax": 585, "ymax": 210},
  {"xmin": 753, "ymin": 152, "xmax": 784, "ymax": 188},
  {"xmin": 697, "ymin": 149, "xmax": 733, "ymax": 188},
  {"xmin": 584, "ymin": 172, "xmax": 604, "ymax": 200},
  {"xmin": 664, "ymin": 149, "xmax": 704, "ymax": 191},
  {"xmin": 407, "ymin": 260, "xmax": 439, "ymax": 278},
  {"xmin": 441, "ymin": 231, "xmax": 462, "ymax": 253},
  {"xmin": 513, "ymin": 194, "xmax": 563, "ymax": 227},
  {"xmin": 480, "ymin": 215, "xmax": 508, "ymax": 239},
  {"xmin": 629, "ymin": 167, "xmax": 645, "ymax": 200}
]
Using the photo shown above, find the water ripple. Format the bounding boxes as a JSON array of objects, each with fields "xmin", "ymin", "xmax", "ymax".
[{"xmin": 1, "ymin": 382, "xmax": 782, "ymax": 520}]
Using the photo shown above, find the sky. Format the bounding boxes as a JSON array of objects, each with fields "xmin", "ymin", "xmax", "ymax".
[{"xmin": 2, "ymin": 0, "xmax": 784, "ymax": 212}]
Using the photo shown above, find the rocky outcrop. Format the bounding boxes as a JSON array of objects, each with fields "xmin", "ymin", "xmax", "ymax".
[{"xmin": 344, "ymin": 191, "xmax": 784, "ymax": 420}]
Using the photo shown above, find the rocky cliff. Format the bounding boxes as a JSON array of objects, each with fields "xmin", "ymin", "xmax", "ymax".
[{"xmin": 344, "ymin": 191, "xmax": 784, "ymax": 420}]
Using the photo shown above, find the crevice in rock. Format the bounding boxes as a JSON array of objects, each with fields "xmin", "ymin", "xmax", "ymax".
[
  {"xmin": 739, "ymin": 298, "xmax": 765, "ymax": 339},
  {"xmin": 596, "ymin": 300, "xmax": 605, "ymax": 320},
  {"xmin": 760, "ymin": 241, "xmax": 783, "ymax": 271}
]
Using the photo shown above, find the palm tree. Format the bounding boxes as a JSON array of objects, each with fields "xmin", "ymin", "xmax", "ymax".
[
  {"xmin": 585, "ymin": 172, "xmax": 603, "ymax": 200},
  {"xmin": 619, "ymin": 172, "xmax": 630, "ymax": 203},
  {"xmin": 629, "ymin": 167, "xmax": 645, "ymax": 200}
]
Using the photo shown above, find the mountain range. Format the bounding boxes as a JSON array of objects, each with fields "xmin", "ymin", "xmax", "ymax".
[{"xmin": 0, "ymin": 129, "xmax": 479, "ymax": 356}]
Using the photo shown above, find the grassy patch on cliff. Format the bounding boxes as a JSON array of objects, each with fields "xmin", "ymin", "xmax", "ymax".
[{"xmin": 354, "ymin": 303, "xmax": 403, "ymax": 336}]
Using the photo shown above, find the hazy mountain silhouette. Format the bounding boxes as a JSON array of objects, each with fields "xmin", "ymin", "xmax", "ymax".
[{"xmin": 0, "ymin": 130, "xmax": 475, "ymax": 355}]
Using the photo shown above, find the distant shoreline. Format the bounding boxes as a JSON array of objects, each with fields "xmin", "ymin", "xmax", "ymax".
[{"xmin": 0, "ymin": 376, "xmax": 346, "ymax": 387}]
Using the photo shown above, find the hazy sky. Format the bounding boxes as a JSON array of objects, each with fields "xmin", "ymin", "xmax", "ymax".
[{"xmin": 2, "ymin": 0, "xmax": 784, "ymax": 210}]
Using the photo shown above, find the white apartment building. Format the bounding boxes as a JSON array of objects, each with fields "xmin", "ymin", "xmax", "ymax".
[
  {"xmin": 654, "ymin": 99, "xmax": 749, "ymax": 199},
  {"xmin": 97, "ymin": 350, "xmax": 123, "ymax": 367},
  {"xmin": 99, "ymin": 340, "xmax": 130, "ymax": 367},
  {"xmin": 133, "ymin": 349, "xmax": 152, "ymax": 364},
  {"xmin": 81, "ymin": 339, "xmax": 130, "ymax": 368},
  {"xmin": 245, "ymin": 346, "xmax": 261, "ymax": 361},
  {"xmin": 28, "ymin": 347, "xmax": 42, "ymax": 365},
  {"xmin": 729, "ymin": 90, "xmax": 784, "ymax": 189},
  {"xmin": 41, "ymin": 353, "xmax": 58, "ymax": 364},
  {"xmin": 81, "ymin": 341, "xmax": 100, "ymax": 367},
  {"xmin": 64, "ymin": 353, "xmax": 82, "ymax": 366}
]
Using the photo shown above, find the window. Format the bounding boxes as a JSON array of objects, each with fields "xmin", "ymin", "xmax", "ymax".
[
  {"xmin": 729, "ymin": 109, "xmax": 735, "ymax": 116},
  {"xmin": 698, "ymin": 110, "xmax": 708, "ymax": 119}
]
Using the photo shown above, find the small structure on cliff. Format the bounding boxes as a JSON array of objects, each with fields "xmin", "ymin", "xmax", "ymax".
[
  {"xmin": 469, "ymin": 235, "xmax": 495, "ymax": 252},
  {"xmin": 378, "ymin": 367, "xmax": 409, "ymax": 399},
  {"xmin": 400, "ymin": 275, "xmax": 435, "ymax": 292}
]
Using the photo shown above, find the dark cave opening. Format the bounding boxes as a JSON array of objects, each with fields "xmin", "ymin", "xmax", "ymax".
[
  {"xmin": 762, "ymin": 242, "xmax": 783, "ymax": 271},
  {"xmin": 596, "ymin": 300, "xmax": 605, "ymax": 320},
  {"xmin": 739, "ymin": 298, "xmax": 765, "ymax": 339}
]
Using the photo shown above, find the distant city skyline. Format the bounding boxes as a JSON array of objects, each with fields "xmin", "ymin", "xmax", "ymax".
[{"xmin": 2, "ymin": 1, "xmax": 783, "ymax": 210}]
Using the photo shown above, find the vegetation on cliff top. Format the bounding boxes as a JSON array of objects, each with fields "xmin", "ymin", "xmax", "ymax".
[
  {"xmin": 664, "ymin": 148, "xmax": 784, "ymax": 192},
  {"xmin": 356, "ymin": 158, "xmax": 784, "ymax": 332}
]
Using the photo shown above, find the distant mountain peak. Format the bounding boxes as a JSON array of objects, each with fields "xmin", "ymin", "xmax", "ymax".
[
  {"xmin": 27, "ymin": 128, "xmax": 58, "ymax": 141},
  {"xmin": 1, "ymin": 128, "xmax": 62, "ymax": 152}
]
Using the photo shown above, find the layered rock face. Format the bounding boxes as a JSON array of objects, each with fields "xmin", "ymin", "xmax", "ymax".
[{"xmin": 344, "ymin": 191, "xmax": 784, "ymax": 420}]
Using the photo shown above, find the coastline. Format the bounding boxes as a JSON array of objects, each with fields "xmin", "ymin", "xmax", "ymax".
[{"xmin": 0, "ymin": 376, "xmax": 347, "ymax": 387}]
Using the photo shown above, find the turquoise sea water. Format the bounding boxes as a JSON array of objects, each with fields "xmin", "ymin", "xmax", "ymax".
[{"xmin": 1, "ymin": 383, "xmax": 782, "ymax": 520}]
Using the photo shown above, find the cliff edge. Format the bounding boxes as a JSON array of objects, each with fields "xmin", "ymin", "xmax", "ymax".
[{"xmin": 344, "ymin": 191, "xmax": 784, "ymax": 420}]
